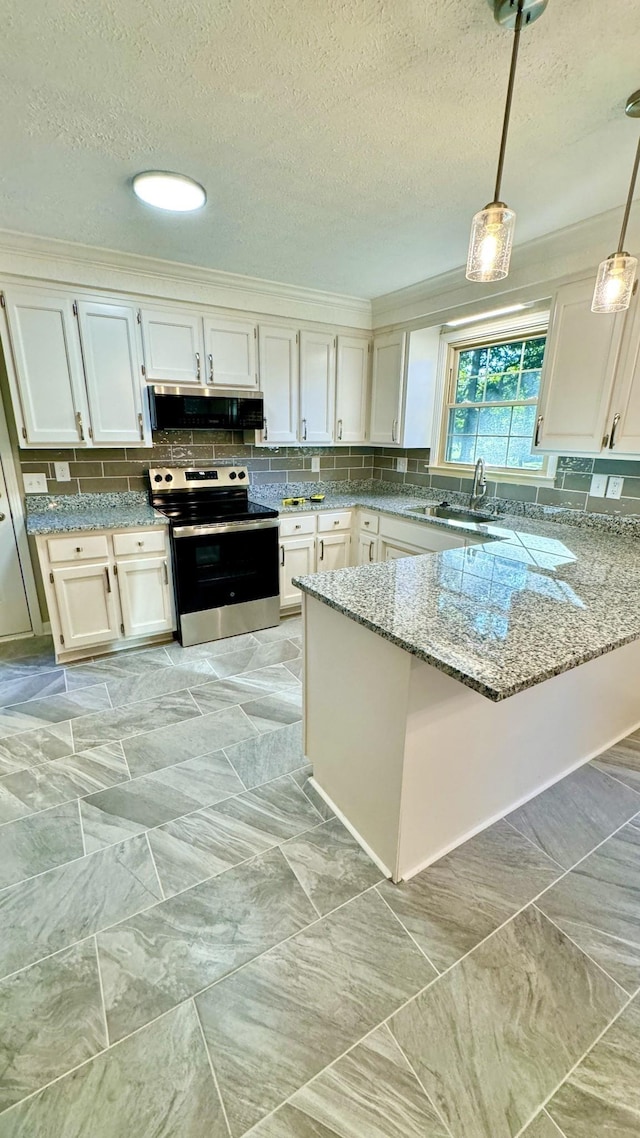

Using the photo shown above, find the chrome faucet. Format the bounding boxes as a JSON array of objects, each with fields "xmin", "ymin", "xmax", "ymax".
[{"xmin": 470, "ymin": 457, "xmax": 487, "ymax": 512}]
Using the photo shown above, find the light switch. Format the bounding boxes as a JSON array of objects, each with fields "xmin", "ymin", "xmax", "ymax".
[
  {"xmin": 589, "ymin": 474, "xmax": 608, "ymax": 498},
  {"xmin": 396, "ymin": 457, "xmax": 408, "ymax": 473},
  {"xmin": 23, "ymin": 473, "xmax": 48, "ymax": 493},
  {"xmin": 606, "ymin": 476, "xmax": 624, "ymax": 500},
  {"xmin": 311, "ymin": 456, "xmax": 320, "ymax": 472},
  {"xmin": 54, "ymin": 462, "xmax": 71, "ymax": 482}
]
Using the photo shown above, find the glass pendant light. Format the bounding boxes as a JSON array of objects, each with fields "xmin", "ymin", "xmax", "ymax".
[
  {"xmin": 467, "ymin": 0, "xmax": 547, "ymax": 283},
  {"xmin": 592, "ymin": 91, "xmax": 640, "ymax": 314}
]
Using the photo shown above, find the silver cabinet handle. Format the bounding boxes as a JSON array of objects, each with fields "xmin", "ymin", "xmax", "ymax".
[
  {"xmin": 208, "ymin": 354, "xmax": 214, "ymax": 384},
  {"xmin": 0, "ymin": 513, "xmax": 5, "ymax": 522},
  {"xmin": 391, "ymin": 419, "xmax": 398, "ymax": 443},
  {"xmin": 138, "ymin": 412, "xmax": 144, "ymax": 440},
  {"xmin": 337, "ymin": 418, "xmax": 343, "ymax": 441},
  {"xmin": 195, "ymin": 352, "xmax": 201, "ymax": 381},
  {"xmin": 609, "ymin": 413, "xmax": 621, "ymax": 449},
  {"xmin": 280, "ymin": 544, "xmax": 285, "ymax": 567},
  {"xmin": 301, "ymin": 418, "xmax": 307, "ymax": 441},
  {"xmin": 163, "ymin": 560, "xmax": 169, "ymax": 584},
  {"xmin": 369, "ymin": 540, "xmax": 374, "ymax": 562},
  {"xmin": 75, "ymin": 411, "xmax": 85, "ymax": 441},
  {"xmin": 105, "ymin": 567, "xmax": 111, "ymax": 593},
  {"xmin": 534, "ymin": 415, "xmax": 543, "ymax": 446},
  {"xmin": 263, "ymin": 417, "xmax": 268, "ymax": 441},
  {"xmin": 319, "ymin": 539, "xmax": 324, "ymax": 560}
]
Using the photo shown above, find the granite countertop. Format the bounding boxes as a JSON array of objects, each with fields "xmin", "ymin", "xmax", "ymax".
[
  {"xmin": 288, "ymin": 491, "xmax": 640, "ymax": 702},
  {"xmin": 25, "ymin": 492, "xmax": 167, "ymax": 535}
]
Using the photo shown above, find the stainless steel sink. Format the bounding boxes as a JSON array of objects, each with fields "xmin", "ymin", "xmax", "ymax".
[{"xmin": 414, "ymin": 504, "xmax": 495, "ymax": 524}]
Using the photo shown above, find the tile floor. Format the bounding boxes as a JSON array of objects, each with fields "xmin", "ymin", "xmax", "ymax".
[{"xmin": 0, "ymin": 618, "xmax": 639, "ymax": 1136}]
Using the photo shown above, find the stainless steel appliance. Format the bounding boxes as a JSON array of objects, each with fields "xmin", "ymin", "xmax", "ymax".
[
  {"xmin": 149, "ymin": 466, "xmax": 280, "ymax": 646},
  {"xmin": 148, "ymin": 385, "xmax": 264, "ymax": 432}
]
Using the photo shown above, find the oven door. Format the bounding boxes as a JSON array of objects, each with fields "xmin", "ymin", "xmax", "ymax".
[{"xmin": 172, "ymin": 518, "xmax": 280, "ymax": 615}]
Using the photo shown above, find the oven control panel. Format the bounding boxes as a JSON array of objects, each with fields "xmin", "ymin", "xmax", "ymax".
[{"xmin": 149, "ymin": 466, "xmax": 248, "ymax": 490}]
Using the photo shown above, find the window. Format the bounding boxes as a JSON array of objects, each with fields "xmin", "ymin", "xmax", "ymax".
[{"xmin": 443, "ymin": 332, "xmax": 547, "ymax": 474}]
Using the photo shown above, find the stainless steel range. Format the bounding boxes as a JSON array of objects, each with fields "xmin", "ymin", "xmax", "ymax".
[{"xmin": 149, "ymin": 466, "xmax": 280, "ymax": 647}]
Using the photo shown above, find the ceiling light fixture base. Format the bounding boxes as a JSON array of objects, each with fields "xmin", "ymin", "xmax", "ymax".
[
  {"xmin": 625, "ymin": 90, "xmax": 640, "ymax": 119},
  {"xmin": 491, "ymin": 0, "xmax": 548, "ymax": 28}
]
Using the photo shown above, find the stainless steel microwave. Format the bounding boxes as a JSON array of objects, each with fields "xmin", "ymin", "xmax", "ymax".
[{"xmin": 148, "ymin": 385, "xmax": 264, "ymax": 431}]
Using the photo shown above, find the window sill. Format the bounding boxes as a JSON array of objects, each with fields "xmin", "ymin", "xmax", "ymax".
[{"xmin": 431, "ymin": 465, "xmax": 557, "ymax": 487}]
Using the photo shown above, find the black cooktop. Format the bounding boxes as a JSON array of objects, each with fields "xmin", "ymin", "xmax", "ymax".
[{"xmin": 153, "ymin": 497, "xmax": 278, "ymax": 527}]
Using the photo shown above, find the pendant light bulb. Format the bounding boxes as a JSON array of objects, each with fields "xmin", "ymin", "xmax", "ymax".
[
  {"xmin": 592, "ymin": 252, "xmax": 638, "ymax": 314},
  {"xmin": 466, "ymin": 202, "xmax": 516, "ymax": 282}
]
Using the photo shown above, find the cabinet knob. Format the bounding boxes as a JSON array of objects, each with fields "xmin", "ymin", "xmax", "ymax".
[
  {"xmin": 294, "ymin": 524, "xmax": 301, "ymax": 530},
  {"xmin": 364, "ymin": 520, "xmax": 370, "ymax": 526},
  {"xmin": 137, "ymin": 540, "xmax": 144, "ymax": 547},
  {"xmin": 333, "ymin": 520, "xmax": 339, "ymax": 525},
  {"xmin": 75, "ymin": 546, "xmax": 82, "ymax": 553}
]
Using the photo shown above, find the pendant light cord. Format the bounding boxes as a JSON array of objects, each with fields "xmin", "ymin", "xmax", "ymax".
[
  {"xmin": 493, "ymin": 0, "xmax": 525, "ymax": 203},
  {"xmin": 617, "ymin": 134, "xmax": 640, "ymax": 253}
]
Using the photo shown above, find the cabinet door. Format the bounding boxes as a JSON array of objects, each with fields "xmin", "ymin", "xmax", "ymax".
[
  {"xmin": 534, "ymin": 278, "xmax": 625, "ymax": 453},
  {"xmin": 299, "ymin": 330, "xmax": 336, "ymax": 444},
  {"xmin": 76, "ymin": 301, "xmax": 147, "ymax": 446},
  {"xmin": 140, "ymin": 309, "xmax": 205, "ymax": 384},
  {"xmin": 4, "ymin": 288, "xmax": 89, "ymax": 445},
  {"xmin": 369, "ymin": 331, "xmax": 406, "ymax": 445},
  {"xmin": 52, "ymin": 562, "xmax": 119, "ymax": 649},
  {"xmin": 280, "ymin": 536, "xmax": 315, "ymax": 608},
  {"xmin": 335, "ymin": 336, "xmax": 370, "ymax": 443},
  {"xmin": 316, "ymin": 532, "xmax": 350, "ymax": 572},
  {"xmin": 204, "ymin": 317, "xmax": 258, "ymax": 388},
  {"xmin": 381, "ymin": 541, "xmax": 420, "ymax": 560},
  {"xmin": 606, "ymin": 290, "xmax": 640, "ymax": 454},
  {"xmin": 356, "ymin": 533, "xmax": 379, "ymax": 566},
  {"xmin": 259, "ymin": 325, "xmax": 299, "ymax": 444},
  {"xmin": 116, "ymin": 556, "xmax": 174, "ymax": 637}
]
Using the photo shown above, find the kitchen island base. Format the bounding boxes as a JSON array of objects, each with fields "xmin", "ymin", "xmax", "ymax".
[{"xmin": 302, "ymin": 596, "xmax": 640, "ymax": 881}]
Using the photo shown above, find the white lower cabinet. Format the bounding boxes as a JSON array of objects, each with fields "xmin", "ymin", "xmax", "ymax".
[
  {"xmin": 316, "ymin": 532, "xmax": 350, "ymax": 572},
  {"xmin": 116, "ymin": 556, "xmax": 173, "ymax": 638},
  {"xmin": 357, "ymin": 533, "xmax": 380, "ymax": 565},
  {"xmin": 51, "ymin": 562, "xmax": 120, "ymax": 650},
  {"xmin": 279, "ymin": 536, "xmax": 316, "ymax": 609}
]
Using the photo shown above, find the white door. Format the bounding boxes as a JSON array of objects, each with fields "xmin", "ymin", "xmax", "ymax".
[
  {"xmin": 356, "ymin": 532, "xmax": 379, "ymax": 566},
  {"xmin": 52, "ymin": 562, "xmax": 119, "ymax": 650},
  {"xmin": 204, "ymin": 317, "xmax": 258, "ymax": 389},
  {"xmin": 259, "ymin": 325, "xmax": 299, "ymax": 444},
  {"xmin": 280, "ymin": 537, "xmax": 315, "ymax": 608},
  {"xmin": 369, "ymin": 331, "xmax": 406, "ymax": 445},
  {"xmin": 316, "ymin": 532, "xmax": 350, "ymax": 572},
  {"xmin": 140, "ymin": 309, "xmax": 205, "ymax": 385},
  {"xmin": 116, "ymin": 556, "xmax": 174, "ymax": 637},
  {"xmin": 77, "ymin": 301, "xmax": 147, "ymax": 446},
  {"xmin": 0, "ymin": 461, "xmax": 31, "ymax": 639},
  {"xmin": 534, "ymin": 278, "xmax": 625, "ymax": 454},
  {"xmin": 3, "ymin": 288, "xmax": 89, "ymax": 445},
  {"xmin": 336, "ymin": 336, "xmax": 370, "ymax": 444},
  {"xmin": 299, "ymin": 330, "xmax": 336, "ymax": 444},
  {"xmin": 606, "ymin": 290, "xmax": 640, "ymax": 455}
]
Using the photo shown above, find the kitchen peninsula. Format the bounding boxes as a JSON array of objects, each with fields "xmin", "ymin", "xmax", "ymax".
[{"xmin": 295, "ymin": 510, "xmax": 640, "ymax": 881}]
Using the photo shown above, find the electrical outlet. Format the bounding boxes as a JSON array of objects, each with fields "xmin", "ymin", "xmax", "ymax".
[
  {"xmin": 23, "ymin": 473, "xmax": 48, "ymax": 494},
  {"xmin": 396, "ymin": 457, "xmax": 408, "ymax": 473},
  {"xmin": 606, "ymin": 476, "xmax": 624, "ymax": 500},
  {"xmin": 311, "ymin": 456, "xmax": 320, "ymax": 473},
  {"xmin": 53, "ymin": 461, "xmax": 71, "ymax": 482},
  {"xmin": 589, "ymin": 474, "xmax": 608, "ymax": 498}
]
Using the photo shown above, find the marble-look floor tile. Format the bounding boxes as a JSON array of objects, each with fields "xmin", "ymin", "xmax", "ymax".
[
  {"xmin": 0, "ymin": 668, "xmax": 65, "ymax": 710},
  {"xmin": 0, "ymin": 686, "xmax": 111, "ymax": 741},
  {"xmin": 196, "ymin": 889, "xmax": 435, "ymax": 1136},
  {"xmin": 507, "ymin": 764, "xmax": 640, "ymax": 869},
  {"xmin": 282, "ymin": 817, "xmax": 383, "ymax": 916},
  {"xmin": 0, "ymin": 722, "xmax": 73, "ymax": 777},
  {"xmin": 105, "ymin": 658, "xmax": 215, "ymax": 708},
  {"xmin": 0, "ymin": 743, "xmax": 129, "ymax": 824},
  {"xmin": 283, "ymin": 656, "xmax": 303, "ymax": 680},
  {"xmin": 0, "ymin": 939, "xmax": 105, "ymax": 1113},
  {"xmin": 0, "ymin": 1000, "xmax": 227, "ymax": 1138},
  {"xmin": 378, "ymin": 818, "xmax": 561, "ymax": 971},
  {"xmin": 98, "ymin": 846, "xmax": 317, "ymax": 1041},
  {"xmin": 149, "ymin": 775, "xmax": 322, "ymax": 895},
  {"xmin": 592, "ymin": 730, "xmax": 640, "ymax": 794},
  {"xmin": 253, "ymin": 618, "xmax": 302, "ymax": 644},
  {"xmin": 122, "ymin": 704, "xmax": 258, "ymax": 778},
  {"xmin": 546, "ymin": 997, "xmax": 640, "ymax": 1137},
  {"xmin": 0, "ymin": 835, "xmax": 161, "ymax": 979},
  {"xmin": 190, "ymin": 664, "xmax": 300, "ymax": 716},
  {"xmin": 209, "ymin": 639, "xmax": 300, "ymax": 679},
  {"xmin": 224, "ymin": 721, "xmax": 304, "ymax": 789},
  {"xmin": 250, "ymin": 1024, "xmax": 448, "ymax": 1138},
  {"xmin": 290, "ymin": 767, "xmax": 334, "ymax": 820},
  {"xmin": 0, "ymin": 636, "xmax": 57, "ymax": 672},
  {"xmin": 519, "ymin": 1113, "xmax": 566, "ymax": 1138},
  {"xmin": 0, "ymin": 800, "xmax": 84, "ymax": 890},
  {"xmin": 536, "ymin": 822, "xmax": 640, "ymax": 992},
  {"xmin": 80, "ymin": 750, "xmax": 243, "ymax": 852},
  {"xmin": 165, "ymin": 632, "xmax": 258, "ymax": 664},
  {"xmin": 242, "ymin": 689, "xmax": 303, "ymax": 734},
  {"xmin": 65, "ymin": 646, "xmax": 173, "ymax": 690},
  {"xmin": 390, "ymin": 906, "xmax": 627, "ymax": 1138},
  {"xmin": 71, "ymin": 689, "xmax": 201, "ymax": 752}
]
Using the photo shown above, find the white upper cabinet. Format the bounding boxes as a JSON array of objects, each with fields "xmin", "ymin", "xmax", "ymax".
[
  {"xmin": 369, "ymin": 331, "xmax": 406, "ymax": 445},
  {"xmin": 3, "ymin": 288, "xmax": 89, "ymax": 445},
  {"xmin": 76, "ymin": 301, "xmax": 147, "ymax": 446},
  {"xmin": 204, "ymin": 316, "xmax": 258, "ymax": 389},
  {"xmin": 299, "ymin": 330, "xmax": 336, "ymax": 444},
  {"xmin": 605, "ymin": 289, "xmax": 640, "ymax": 454},
  {"xmin": 258, "ymin": 324, "xmax": 299, "ymax": 444},
  {"xmin": 534, "ymin": 278, "xmax": 626, "ymax": 454},
  {"xmin": 335, "ymin": 335, "xmax": 370, "ymax": 443},
  {"xmin": 140, "ymin": 309, "xmax": 205, "ymax": 385}
]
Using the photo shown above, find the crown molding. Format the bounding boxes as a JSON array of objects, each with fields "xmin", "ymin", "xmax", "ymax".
[{"xmin": 0, "ymin": 229, "xmax": 372, "ymax": 330}]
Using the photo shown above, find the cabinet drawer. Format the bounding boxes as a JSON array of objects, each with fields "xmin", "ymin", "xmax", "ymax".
[
  {"xmin": 358, "ymin": 510, "xmax": 379, "ymax": 534},
  {"xmin": 280, "ymin": 514, "xmax": 316, "ymax": 538},
  {"xmin": 112, "ymin": 530, "xmax": 167, "ymax": 557},
  {"xmin": 47, "ymin": 534, "xmax": 109, "ymax": 563},
  {"xmin": 317, "ymin": 510, "xmax": 352, "ymax": 533}
]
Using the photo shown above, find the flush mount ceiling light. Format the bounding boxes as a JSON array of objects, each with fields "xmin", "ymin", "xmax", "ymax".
[
  {"xmin": 592, "ymin": 91, "xmax": 640, "ymax": 314},
  {"xmin": 132, "ymin": 171, "xmax": 206, "ymax": 212},
  {"xmin": 466, "ymin": 0, "xmax": 547, "ymax": 284}
]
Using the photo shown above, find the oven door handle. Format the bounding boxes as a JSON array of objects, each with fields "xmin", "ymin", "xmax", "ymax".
[{"xmin": 171, "ymin": 518, "xmax": 280, "ymax": 539}]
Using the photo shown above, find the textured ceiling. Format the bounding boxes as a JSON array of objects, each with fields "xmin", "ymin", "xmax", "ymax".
[{"xmin": 1, "ymin": 0, "xmax": 639, "ymax": 297}]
